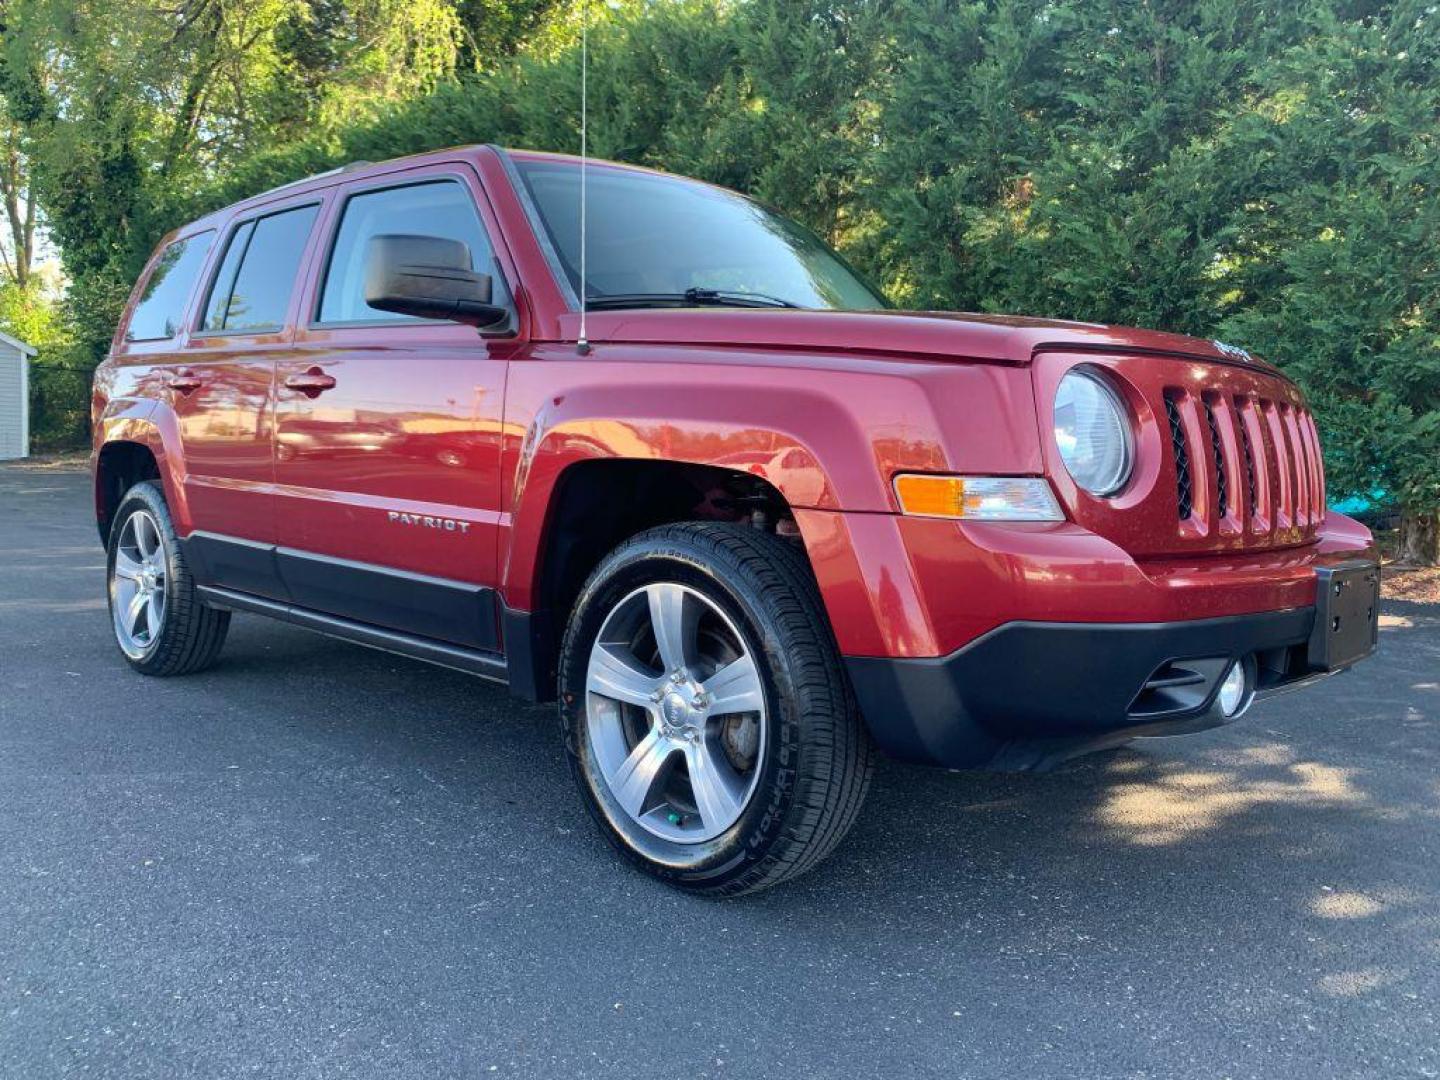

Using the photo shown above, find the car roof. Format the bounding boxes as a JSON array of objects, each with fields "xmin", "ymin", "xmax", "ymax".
[
  {"xmin": 175, "ymin": 146, "xmax": 484, "ymax": 236},
  {"xmin": 502, "ymin": 148, "xmax": 696, "ymax": 182},
  {"xmin": 169, "ymin": 145, "xmax": 701, "ymax": 245}
]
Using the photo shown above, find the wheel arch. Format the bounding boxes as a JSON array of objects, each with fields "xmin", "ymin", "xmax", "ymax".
[
  {"xmin": 94, "ymin": 440, "xmax": 166, "ymax": 546},
  {"xmin": 503, "ymin": 457, "xmax": 805, "ymax": 702},
  {"xmin": 93, "ymin": 403, "xmax": 190, "ymax": 546}
]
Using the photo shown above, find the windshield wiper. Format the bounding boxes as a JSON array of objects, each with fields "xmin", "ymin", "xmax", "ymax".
[{"xmin": 583, "ymin": 288, "xmax": 799, "ymax": 311}]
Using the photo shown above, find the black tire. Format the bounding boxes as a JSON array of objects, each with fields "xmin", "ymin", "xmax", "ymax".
[
  {"xmin": 558, "ymin": 522, "xmax": 873, "ymax": 897},
  {"xmin": 106, "ymin": 481, "xmax": 230, "ymax": 676}
]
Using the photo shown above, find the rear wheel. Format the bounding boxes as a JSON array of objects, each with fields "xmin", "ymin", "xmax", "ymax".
[
  {"xmin": 558, "ymin": 522, "xmax": 872, "ymax": 896},
  {"xmin": 106, "ymin": 481, "xmax": 230, "ymax": 676}
]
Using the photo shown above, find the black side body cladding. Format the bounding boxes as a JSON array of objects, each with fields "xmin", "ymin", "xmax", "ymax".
[
  {"xmin": 195, "ymin": 585, "xmax": 508, "ymax": 683},
  {"xmin": 185, "ymin": 532, "xmax": 286, "ymax": 601},
  {"xmin": 183, "ymin": 531, "xmax": 499, "ymax": 652},
  {"xmin": 184, "ymin": 531, "xmax": 550, "ymax": 698},
  {"xmin": 502, "ymin": 606, "xmax": 556, "ymax": 702},
  {"xmin": 277, "ymin": 547, "xmax": 498, "ymax": 652}
]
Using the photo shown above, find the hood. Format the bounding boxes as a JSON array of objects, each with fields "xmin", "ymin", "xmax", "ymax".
[{"xmin": 554, "ymin": 308, "xmax": 1286, "ymax": 378}]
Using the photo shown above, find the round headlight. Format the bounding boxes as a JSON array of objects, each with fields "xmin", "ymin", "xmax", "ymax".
[{"xmin": 1053, "ymin": 369, "xmax": 1133, "ymax": 496}]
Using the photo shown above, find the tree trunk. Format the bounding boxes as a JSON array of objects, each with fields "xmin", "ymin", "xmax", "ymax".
[
  {"xmin": 0, "ymin": 138, "xmax": 32, "ymax": 287},
  {"xmin": 1397, "ymin": 509, "xmax": 1440, "ymax": 567}
]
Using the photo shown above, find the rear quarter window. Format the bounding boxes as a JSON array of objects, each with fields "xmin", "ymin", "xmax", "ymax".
[{"xmin": 125, "ymin": 231, "xmax": 215, "ymax": 342}]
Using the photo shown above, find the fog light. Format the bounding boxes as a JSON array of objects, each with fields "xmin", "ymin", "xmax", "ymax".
[{"xmin": 1217, "ymin": 660, "xmax": 1248, "ymax": 718}]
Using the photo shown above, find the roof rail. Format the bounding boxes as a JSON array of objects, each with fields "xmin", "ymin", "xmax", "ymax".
[{"xmin": 252, "ymin": 160, "xmax": 373, "ymax": 201}]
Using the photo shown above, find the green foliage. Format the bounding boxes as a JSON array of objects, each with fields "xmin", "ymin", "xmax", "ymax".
[
  {"xmin": 4, "ymin": 0, "xmax": 1437, "ymax": 540},
  {"xmin": 1214, "ymin": 4, "xmax": 1440, "ymax": 524},
  {"xmin": 0, "ymin": 0, "xmax": 547, "ymax": 365},
  {"xmin": 0, "ymin": 280, "xmax": 59, "ymax": 347}
]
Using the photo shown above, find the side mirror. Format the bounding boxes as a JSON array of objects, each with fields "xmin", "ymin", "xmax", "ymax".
[{"xmin": 363, "ymin": 234, "xmax": 510, "ymax": 330}]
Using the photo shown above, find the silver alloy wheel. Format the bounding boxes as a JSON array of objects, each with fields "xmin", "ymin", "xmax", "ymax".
[
  {"xmin": 110, "ymin": 509, "xmax": 168, "ymax": 659},
  {"xmin": 585, "ymin": 582, "xmax": 767, "ymax": 843}
]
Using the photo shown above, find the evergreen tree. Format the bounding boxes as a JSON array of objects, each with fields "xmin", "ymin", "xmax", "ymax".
[{"xmin": 4, "ymin": 0, "xmax": 1435, "ymax": 558}]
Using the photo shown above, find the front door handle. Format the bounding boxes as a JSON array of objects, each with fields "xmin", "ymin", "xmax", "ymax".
[
  {"xmin": 285, "ymin": 367, "xmax": 337, "ymax": 397},
  {"xmin": 166, "ymin": 370, "xmax": 202, "ymax": 395}
]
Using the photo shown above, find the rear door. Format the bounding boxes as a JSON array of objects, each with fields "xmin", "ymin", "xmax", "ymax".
[
  {"xmin": 116, "ymin": 227, "xmax": 219, "ymax": 527},
  {"xmin": 176, "ymin": 198, "xmax": 325, "ymax": 598},
  {"xmin": 272, "ymin": 165, "xmax": 520, "ymax": 653}
]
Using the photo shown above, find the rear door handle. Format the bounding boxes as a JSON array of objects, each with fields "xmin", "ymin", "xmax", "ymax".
[
  {"xmin": 166, "ymin": 370, "xmax": 202, "ymax": 395},
  {"xmin": 285, "ymin": 367, "xmax": 337, "ymax": 397}
]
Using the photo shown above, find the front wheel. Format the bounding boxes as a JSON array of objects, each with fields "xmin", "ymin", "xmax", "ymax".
[
  {"xmin": 106, "ymin": 481, "xmax": 230, "ymax": 676},
  {"xmin": 558, "ymin": 522, "xmax": 873, "ymax": 896}
]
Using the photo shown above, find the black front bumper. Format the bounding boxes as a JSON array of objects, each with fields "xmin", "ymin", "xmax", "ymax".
[{"xmin": 845, "ymin": 581, "xmax": 1377, "ymax": 772}]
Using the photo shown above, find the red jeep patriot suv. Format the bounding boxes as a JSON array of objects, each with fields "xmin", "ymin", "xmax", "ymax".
[{"xmin": 92, "ymin": 146, "xmax": 1380, "ymax": 895}]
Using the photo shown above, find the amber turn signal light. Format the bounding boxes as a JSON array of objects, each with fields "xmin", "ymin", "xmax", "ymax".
[{"xmin": 892, "ymin": 474, "xmax": 1064, "ymax": 521}]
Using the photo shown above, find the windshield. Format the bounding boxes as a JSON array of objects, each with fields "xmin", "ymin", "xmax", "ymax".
[{"xmin": 513, "ymin": 158, "xmax": 888, "ymax": 311}]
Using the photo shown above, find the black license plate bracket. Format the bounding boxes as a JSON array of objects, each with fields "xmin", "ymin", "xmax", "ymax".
[{"xmin": 1307, "ymin": 561, "xmax": 1380, "ymax": 671}]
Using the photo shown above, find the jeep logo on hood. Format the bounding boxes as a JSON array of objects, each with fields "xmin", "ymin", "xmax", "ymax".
[{"xmin": 1211, "ymin": 339, "xmax": 1254, "ymax": 363}]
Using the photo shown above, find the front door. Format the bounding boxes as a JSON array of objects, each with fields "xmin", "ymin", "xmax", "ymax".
[{"xmin": 272, "ymin": 169, "xmax": 516, "ymax": 653}]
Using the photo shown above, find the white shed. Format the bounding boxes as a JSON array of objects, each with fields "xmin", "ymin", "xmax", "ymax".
[{"xmin": 0, "ymin": 330, "xmax": 35, "ymax": 460}]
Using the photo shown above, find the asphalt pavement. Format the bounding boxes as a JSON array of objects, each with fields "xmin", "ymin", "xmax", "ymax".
[{"xmin": 1, "ymin": 461, "xmax": 1437, "ymax": 1079}]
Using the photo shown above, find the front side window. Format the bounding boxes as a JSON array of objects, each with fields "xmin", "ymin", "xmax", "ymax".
[
  {"xmin": 514, "ymin": 159, "xmax": 887, "ymax": 311},
  {"xmin": 318, "ymin": 180, "xmax": 505, "ymax": 325},
  {"xmin": 202, "ymin": 204, "xmax": 320, "ymax": 333},
  {"xmin": 126, "ymin": 231, "xmax": 215, "ymax": 342}
]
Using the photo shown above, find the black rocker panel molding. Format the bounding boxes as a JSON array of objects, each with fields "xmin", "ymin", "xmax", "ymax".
[{"xmin": 181, "ymin": 531, "xmax": 500, "ymax": 653}]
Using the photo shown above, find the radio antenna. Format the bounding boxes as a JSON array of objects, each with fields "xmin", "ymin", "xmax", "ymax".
[{"xmin": 576, "ymin": 0, "xmax": 591, "ymax": 356}]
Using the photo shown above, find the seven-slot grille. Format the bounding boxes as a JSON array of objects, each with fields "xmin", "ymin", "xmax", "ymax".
[{"xmin": 1163, "ymin": 389, "xmax": 1326, "ymax": 537}]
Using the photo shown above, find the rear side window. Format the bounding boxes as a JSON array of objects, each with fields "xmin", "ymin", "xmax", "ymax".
[
  {"xmin": 318, "ymin": 180, "xmax": 504, "ymax": 325},
  {"xmin": 202, "ymin": 204, "xmax": 320, "ymax": 333},
  {"xmin": 126, "ymin": 231, "xmax": 214, "ymax": 342}
]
